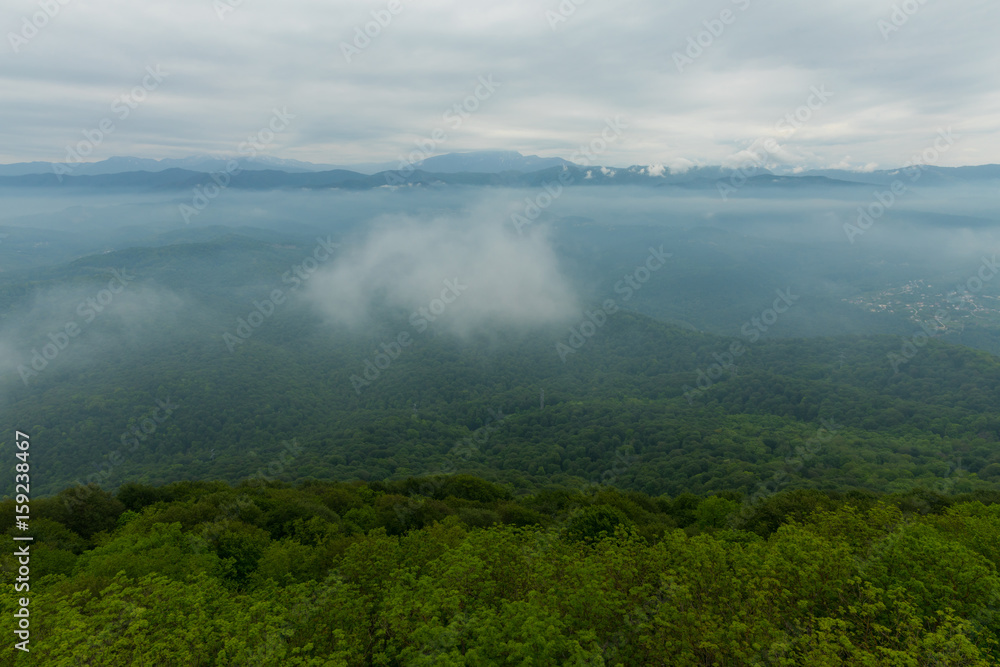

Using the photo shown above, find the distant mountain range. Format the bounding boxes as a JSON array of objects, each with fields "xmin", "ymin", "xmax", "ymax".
[
  {"xmin": 801, "ymin": 164, "xmax": 1000, "ymax": 186},
  {"xmin": 0, "ymin": 150, "xmax": 574, "ymax": 178},
  {"xmin": 407, "ymin": 150, "xmax": 574, "ymax": 173},
  {"xmin": 0, "ymin": 154, "xmax": 333, "ymax": 177},
  {"xmin": 0, "ymin": 151, "xmax": 997, "ymax": 191}
]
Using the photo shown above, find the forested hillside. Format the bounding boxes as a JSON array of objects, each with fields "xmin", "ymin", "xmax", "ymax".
[
  {"xmin": 2, "ymin": 207, "xmax": 999, "ymax": 664},
  {"xmin": 4, "ymin": 0, "xmax": 999, "ymax": 660},
  {"xmin": 2, "ymin": 477, "xmax": 998, "ymax": 664},
  {"xmin": 4, "ymin": 302, "xmax": 1000, "ymax": 499}
]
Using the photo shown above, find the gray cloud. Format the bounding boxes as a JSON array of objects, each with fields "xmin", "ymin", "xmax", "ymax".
[
  {"xmin": 303, "ymin": 199, "xmax": 579, "ymax": 336},
  {"xmin": 1, "ymin": 0, "xmax": 998, "ymax": 169},
  {"xmin": 0, "ymin": 280, "xmax": 191, "ymax": 388}
]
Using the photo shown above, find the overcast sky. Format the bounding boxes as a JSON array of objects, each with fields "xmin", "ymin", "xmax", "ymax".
[{"xmin": 1, "ymin": 0, "xmax": 997, "ymax": 171}]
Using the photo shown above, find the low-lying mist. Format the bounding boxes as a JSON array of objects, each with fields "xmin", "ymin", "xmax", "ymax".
[{"xmin": 303, "ymin": 202, "xmax": 580, "ymax": 338}]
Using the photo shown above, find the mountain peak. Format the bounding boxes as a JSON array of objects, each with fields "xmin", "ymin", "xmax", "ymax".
[{"xmin": 410, "ymin": 150, "xmax": 574, "ymax": 174}]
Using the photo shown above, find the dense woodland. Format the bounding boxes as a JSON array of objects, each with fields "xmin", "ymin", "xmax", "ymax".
[
  {"xmin": 5, "ymin": 307, "xmax": 1000, "ymax": 500},
  {"xmin": 2, "ymin": 477, "xmax": 999, "ymax": 664},
  {"xmin": 3, "ymin": 233, "xmax": 1000, "ymax": 663}
]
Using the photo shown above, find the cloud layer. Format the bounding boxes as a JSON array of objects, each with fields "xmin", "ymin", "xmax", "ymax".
[
  {"xmin": 1, "ymin": 0, "xmax": 999, "ymax": 170},
  {"xmin": 303, "ymin": 203, "xmax": 578, "ymax": 336}
]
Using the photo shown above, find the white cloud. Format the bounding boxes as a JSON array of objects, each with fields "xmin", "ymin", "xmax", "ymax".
[
  {"xmin": 303, "ymin": 200, "xmax": 579, "ymax": 336},
  {"xmin": 1, "ymin": 0, "xmax": 998, "ymax": 168}
]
